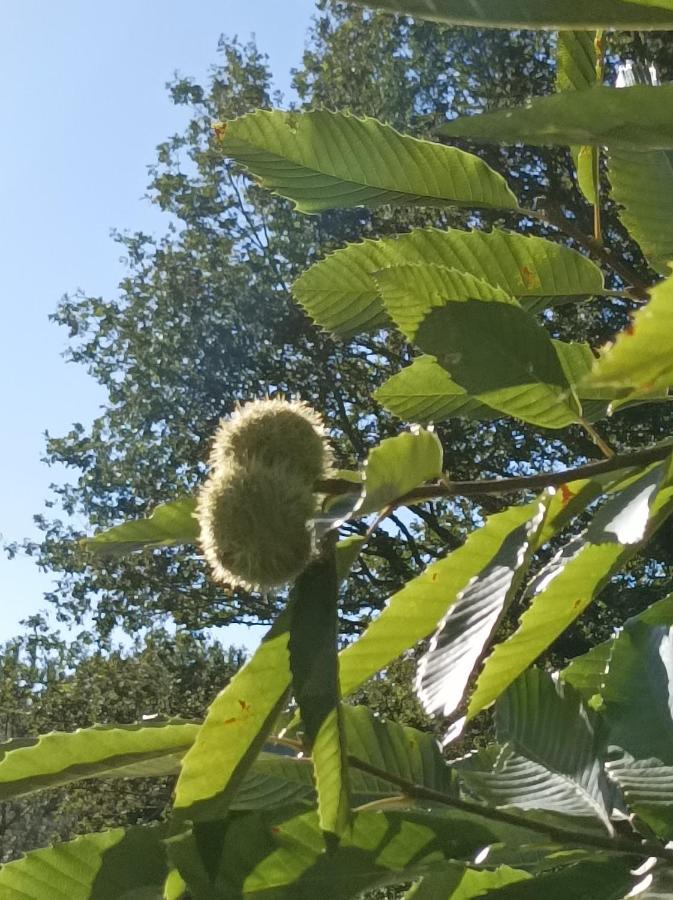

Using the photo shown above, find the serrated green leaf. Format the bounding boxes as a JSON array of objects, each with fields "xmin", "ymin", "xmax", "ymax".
[
  {"xmin": 375, "ymin": 355, "xmax": 501, "ymax": 424},
  {"xmin": 356, "ymin": 428, "xmax": 443, "ymax": 516},
  {"xmin": 376, "ymin": 344, "xmax": 612, "ymax": 426},
  {"xmin": 349, "ymin": 0, "xmax": 673, "ymax": 29},
  {"xmin": 607, "ymin": 750, "xmax": 673, "ymax": 841},
  {"xmin": 292, "ymin": 227, "xmax": 604, "ymax": 337},
  {"xmin": 584, "ymin": 273, "xmax": 673, "ymax": 398},
  {"xmin": 469, "ymin": 457, "xmax": 673, "ymax": 719},
  {"xmin": 289, "ymin": 551, "xmax": 351, "ymax": 838},
  {"xmin": 339, "ymin": 499, "xmax": 548, "ymax": 700},
  {"xmin": 562, "ymin": 591, "xmax": 673, "ymax": 701},
  {"xmin": 173, "ymin": 608, "xmax": 293, "ymax": 821},
  {"xmin": 218, "ymin": 109, "xmax": 517, "ymax": 215},
  {"xmin": 441, "ymin": 86, "xmax": 673, "ymax": 151},
  {"xmin": 600, "ymin": 621, "xmax": 673, "ymax": 764},
  {"xmin": 0, "ymin": 825, "xmax": 167, "ymax": 899},
  {"xmin": 0, "ymin": 721, "xmax": 198, "ymax": 800},
  {"xmin": 83, "ymin": 497, "xmax": 198, "ymax": 557},
  {"xmin": 375, "ymin": 265, "xmax": 580, "ymax": 428},
  {"xmin": 168, "ymin": 807, "xmax": 546, "ymax": 900},
  {"xmin": 608, "ymin": 149, "xmax": 673, "ymax": 275},
  {"xmin": 405, "ymin": 864, "xmax": 531, "ymax": 898},
  {"xmin": 416, "ymin": 498, "xmax": 548, "ymax": 723},
  {"xmin": 556, "ymin": 32, "xmax": 601, "ymax": 206},
  {"xmin": 344, "ymin": 705, "xmax": 454, "ymax": 797},
  {"xmin": 493, "ymin": 669, "xmax": 612, "ymax": 828},
  {"xmin": 474, "ymin": 858, "xmax": 635, "ymax": 899}
]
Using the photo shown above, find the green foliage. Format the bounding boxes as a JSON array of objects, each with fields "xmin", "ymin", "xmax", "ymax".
[
  {"xmin": 218, "ymin": 109, "xmax": 518, "ymax": 213},
  {"xmin": 351, "ymin": 0, "xmax": 673, "ymax": 29},
  {"xmin": 292, "ymin": 227, "xmax": 605, "ymax": 336},
  {"xmin": 441, "ymin": 85, "xmax": 673, "ymax": 150},
  {"xmin": 12, "ymin": 2, "xmax": 673, "ymax": 896},
  {"xmin": 585, "ymin": 272, "xmax": 673, "ymax": 397},
  {"xmin": 82, "ymin": 497, "xmax": 197, "ymax": 557}
]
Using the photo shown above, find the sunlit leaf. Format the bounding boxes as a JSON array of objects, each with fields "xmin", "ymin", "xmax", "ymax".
[
  {"xmin": 375, "ymin": 355, "xmax": 500, "ymax": 423},
  {"xmin": 584, "ymin": 274, "xmax": 673, "ymax": 399},
  {"xmin": 217, "ymin": 109, "xmax": 517, "ymax": 214},
  {"xmin": 356, "ymin": 428, "xmax": 443, "ymax": 516},
  {"xmin": 0, "ymin": 720, "xmax": 198, "ymax": 800},
  {"xmin": 173, "ymin": 608, "xmax": 292, "ymax": 821},
  {"xmin": 339, "ymin": 499, "xmax": 550, "ymax": 700},
  {"xmin": 441, "ymin": 86, "xmax": 673, "ymax": 151},
  {"xmin": 469, "ymin": 457, "xmax": 673, "ymax": 718},
  {"xmin": 0, "ymin": 825, "xmax": 167, "ymax": 899},
  {"xmin": 405, "ymin": 864, "xmax": 531, "ymax": 898},
  {"xmin": 293, "ymin": 227, "xmax": 604, "ymax": 337},
  {"xmin": 82, "ymin": 497, "xmax": 198, "ymax": 556}
]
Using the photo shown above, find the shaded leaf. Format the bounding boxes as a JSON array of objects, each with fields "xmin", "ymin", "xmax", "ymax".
[
  {"xmin": 416, "ymin": 498, "xmax": 547, "ymax": 722},
  {"xmin": 218, "ymin": 109, "xmax": 517, "ymax": 214},
  {"xmin": 607, "ymin": 750, "xmax": 673, "ymax": 841},
  {"xmin": 168, "ymin": 807, "xmax": 547, "ymax": 900},
  {"xmin": 556, "ymin": 31, "xmax": 601, "ymax": 206},
  {"xmin": 0, "ymin": 721, "xmax": 198, "ymax": 800},
  {"xmin": 350, "ymin": 0, "xmax": 673, "ymax": 29},
  {"xmin": 289, "ymin": 551, "xmax": 351, "ymax": 837},
  {"xmin": 562, "ymin": 591, "xmax": 673, "ymax": 701},
  {"xmin": 356, "ymin": 428, "xmax": 443, "ymax": 516},
  {"xmin": 173, "ymin": 608, "xmax": 293, "ymax": 821},
  {"xmin": 375, "ymin": 355, "xmax": 500, "ymax": 423},
  {"xmin": 600, "ymin": 622, "xmax": 673, "ymax": 764},
  {"xmin": 293, "ymin": 227, "xmax": 604, "ymax": 337},
  {"xmin": 344, "ymin": 704, "xmax": 453, "ymax": 797},
  {"xmin": 493, "ymin": 669, "xmax": 612, "ymax": 828},
  {"xmin": 608, "ymin": 149, "xmax": 673, "ymax": 275},
  {"xmin": 0, "ymin": 825, "xmax": 167, "ymax": 899},
  {"xmin": 375, "ymin": 265, "xmax": 580, "ymax": 428},
  {"xmin": 469, "ymin": 457, "xmax": 673, "ymax": 718},
  {"xmin": 377, "ymin": 343, "xmax": 613, "ymax": 426},
  {"xmin": 441, "ymin": 86, "xmax": 673, "ymax": 151},
  {"xmin": 82, "ymin": 497, "xmax": 198, "ymax": 557},
  {"xmin": 475, "ymin": 858, "xmax": 635, "ymax": 899}
]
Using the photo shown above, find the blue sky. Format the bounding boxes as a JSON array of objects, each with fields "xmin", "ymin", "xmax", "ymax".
[{"xmin": 0, "ymin": 0, "xmax": 316, "ymax": 647}]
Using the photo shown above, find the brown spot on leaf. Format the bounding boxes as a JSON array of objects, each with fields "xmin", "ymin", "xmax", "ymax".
[
  {"xmin": 521, "ymin": 266, "xmax": 541, "ymax": 290},
  {"xmin": 560, "ymin": 484, "xmax": 575, "ymax": 505},
  {"xmin": 238, "ymin": 699, "xmax": 251, "ymax": 712},
  {"xmin": 212, "ymin": 122, "xmax": 227, "ymax": 141},
  {"xmin": 223, "ymin": 717, "xmax": 237, "ymax": 725}
]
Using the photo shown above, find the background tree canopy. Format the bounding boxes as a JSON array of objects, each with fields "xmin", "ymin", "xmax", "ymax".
[{"xmin": 19, "ymin": 3, "xmax": 673, "ymax": 648}]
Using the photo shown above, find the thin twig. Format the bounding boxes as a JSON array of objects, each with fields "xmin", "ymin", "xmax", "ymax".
[
  {"xmin": 580, "ymin": 418, "xmax": 615, "ymax": 459},
  {"xmin": 347, "ymin": 755, "xmax": 673, "ymax": 864},
  {"xmin": 316, "ymin": 442, "xmax": 672, "ymax": 506}
]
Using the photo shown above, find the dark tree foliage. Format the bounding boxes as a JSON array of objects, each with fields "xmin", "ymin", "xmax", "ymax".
[
  {"xmin": 0, "ymin": 621, "xmax": 243, "ymax": 861},
  {"xmin": 14, "ymin": 2, "xmax": 673, "ymax": 650}
]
